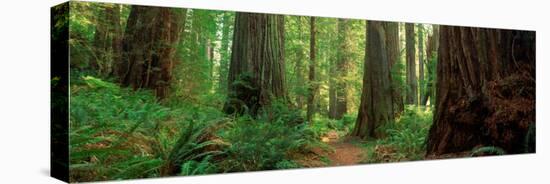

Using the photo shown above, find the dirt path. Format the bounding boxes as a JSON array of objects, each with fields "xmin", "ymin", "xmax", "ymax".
[
  {"xmin": 325, "ymin": 141, "xmax": 364, "ymax": 166},
  {"xmin": 318, "ymin": 131, "xmax": 365, "ymax": 166}
]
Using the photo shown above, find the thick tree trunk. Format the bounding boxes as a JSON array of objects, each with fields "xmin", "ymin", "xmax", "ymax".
[
  {"xmin": 405, "ymin": 23, "xmax": 417, "ymax": 105},
  {"xmin": 418, "ymin": 24, "xmax": 426, "ymax": 105},
  {"xmin": 224, "ymin": 13, "xmax": 287, "ymax": 116},
  {"xmin": 426, "ymin": 27, "xmax": 535, "ymax": 155},
  {"xmin": 384, "ymin": 22, "xmax": 404, "ymax": 116},
  {"xmin": 307, "ymin": 17, "xmax": 317, "ymax": 122},
  {"xmin": 117, "ymin": 6, "xmax": 185, "ymax": 99},
  {"xmin": 351, "ymin": 21, "xmax": 394, "ymax": 139}
]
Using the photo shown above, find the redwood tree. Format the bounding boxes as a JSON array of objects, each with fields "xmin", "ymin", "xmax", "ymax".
[
  {"xmin": 91, "ymin": 3, "xmax": 122, "ymax": 77},
  {"xmin": 405, "ymin": 23, "xmax": 417, "ymax": 105},
  {"xmin": 422, "ymin": 25, "xmax": 439, "ymax": 106},
  {"xmin": 330, "ymin": 19, "xmax": 353, "ymax": 119},
  {"xmin": 418, "ymin": 24, "xmax": 425, "ymax": 105},
  {"xmin": 384, "ymin": 22, "xmax": 404, "ymax": 116},
  {"xmin": 224, "ymin": 13, "xmax": 286, "ymax": 116},
  {"xmin": 117, "ymin": 6, "xmax": 186, "ymax": 99},
  {"xmin": 307, "ymin": 17, "xmax": 317, "ymax": 122},
  {"xmin": 426, "ymin": 27, "xmax": 535, "ymax": 155},
  {"xmin": 218, "ymin": 12, "xmax": 233, "ymax": 93},
  {"xmin": 351, "ymin": 21, "xmax": 394, "ymax": 139}
]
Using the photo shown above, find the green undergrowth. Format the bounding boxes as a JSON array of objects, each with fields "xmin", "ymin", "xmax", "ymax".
[
  {"xmin": 68, "ymin": 73, "xmax": 321, "ymax": 181},
  {"xmin": 306, "ymin": 114, "xmax": 356, "ymax": 139},
  {"xmin": 361, "ymin": 105, "xmax": 433, "ymax": 163}
]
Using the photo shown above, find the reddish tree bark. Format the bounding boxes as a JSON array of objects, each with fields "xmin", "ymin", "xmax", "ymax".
[
  {"xmin": 117, "ymin": 6, "xmax": 186, "ymax": 99},
  {"xmin": 384, "ymin": 22, "xmax": 404, "ymax": 116},
  {"xmin": 351, "ymin": 21, "xmax": 394, "ymax": 139},
  {"xmin": 426, "ymin": 26, "xmax": 535, "ymax": 155},
  {"xmin": 405, "ymin": 23, "xmax": 417, "ymax": 105},
  {"xmin": 307, "ymin": 17, "xmax": 317, "ymax": 122},
  {"xmin": 224, "ymin": 13, "xmax": 286, "ymax": 116},
  {"xmin": 422, "ymin": 25, "xmax": 439, "ymax": 106}
]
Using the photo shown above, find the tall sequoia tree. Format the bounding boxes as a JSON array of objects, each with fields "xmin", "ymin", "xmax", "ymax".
[
  {"xmin": 294, "ymin": 17, "xmax": 306, "ymax": 110},
  {"xmin": 330, "ymin": 19, "xmax": 353, "ymax": 119},
  {"xmin": 224, "ymin": 13, "xmax": 286, "ymax": 116},
  {"xmin": 351, "ymin": 21, "xmax": 394, "ymax": 139},
  {"xmin": 91, "ymin": 3, "xmax": 122, "ymax": 77},
  {"xmin": 218, "ymin": 12, "xmax": 234, "ymax": 93},
  {"xmin": 328, "ymin": 46, "xmax": 337, "ymax": 118},
  {"xmin": 422, "ymin": 25, "xmax": 439, "ymax": 105},
  {"xmin": 384, "ymin": 22, "xmax": 404, "ymax": 116},
  {"xmin": 426, "ymin": 27, "xmax": 535, "ymax": 155},
  {"xmin": 405, "ymin": 23, "xmax": 417, "ymax": 105},
  {"xmin": 307, "ymin": 17, "xmax": 317, "ymax": 122},
  {"xmin": 418, "ymin": 24, "xmax": 426, "ymax": 105},
  {"xmin": 117, "ymin": 6, "xmax": 186, "ymax": 99}
]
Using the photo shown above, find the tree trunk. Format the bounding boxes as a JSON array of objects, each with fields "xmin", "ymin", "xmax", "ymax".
[
  {"xmin": 384, "ymin": 22, "xmax": 404, "ymax": 116},
  {"xmin": 332, "ymin": 19, "xmax": 353, "ymax": 119},
  {"xmin": 218, "ymin": 13, "xmax": 233, "ymax": 93},
  {"xmin": 423, "ymin": 25, "xmax": 439, "ymax": 106},
  {"xmin": 307, "ymin": 17, "xmax": 317, "ymax": 122},
  {"xmin": 351, "ymin": 21, "xmax": 394, "ymax": 139},
  {"xmin": 329, "ymin": 20, "xmax": 337, "ymax": 119},
  {"xmin": 207, "ymin": 40, "xmax": 215, "ymax": 81},
  {"xmin": 295, "ymin": 17, "xmax": 305, "ymax": 110},
  {"xmin": 405, "ymin": 23, "xmax": 417, "ymax": 105},
  {"xmin": 117, "ymin": 6, "xmax": 185, "ymax": 99},
  {"xmin": 91, "ymin": 4, "xmax": 122, "ymax": 77},
  {"xmin": 224, "ymin": 13, "xmax": 286, "ymax": 116},
  {"xmin": 426, "ymin": 26, "xmax": 535, "ymax": 155},
  {"xmin": 328, "ymin": 55, "xmax": 337, "ymax": 119},
  {"xmin": 418, "ymin": 24, "xmax": 425, "ymax": 105}
]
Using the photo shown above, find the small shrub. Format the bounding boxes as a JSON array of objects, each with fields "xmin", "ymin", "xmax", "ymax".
[
  {"xmin": 179, "ymin": 156, "xmax": 218, "ymax": 176},
  {"xmin": 471, "ymin": 146, "xmax": 506, "ymax": 157},
  {"xmin": 275, "ymin": 160, "xmax": 302, "ymax": 169},
  {"xmin": 363, "ymin": 105, "xmax": 433, "ymax": 163},
  {"xmin": 162, "ymin": 117, "xmax": 225, "ymax": 175},
  {"xmin": 70, "ymin": 75, "xmax": 169, "ymax": 130},
  {"xmin": 307, "ymin": 114, "xmax": 356, "ymax": 139},
  {"xmin": 218, "ymin": 103, "xmax": 315, "ymax": 171}
]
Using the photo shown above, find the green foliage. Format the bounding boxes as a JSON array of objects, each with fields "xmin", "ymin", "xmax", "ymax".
[
  {"xmin": 471, "ymin": 146, "xmax": 506, "ymax": 157},
  {"xmin": 70, "ymin": 73, "xmax": 329, "ymax": 180},
  {"xmin": 65, "ymin": 3, "xmax": 455, "ymax": 181},
  {"xmin": 180, "ymin": 156, "xmax": 218, "ymax": 176},
  {"xmin": 69, "ymin": 75, "xmax": 166, "ymax": 181},
  {"xmin": 362, "ymin": 105, "xmax": 433, "ymax": 163},
  {"xmin": 219, "ymin": 118, "xmax": 303, "ymax": 171},
  {"xmin": 275, "ymin": 160, "xmax": 302, "ymax": 169},
  {"xmin": 70, "ymin": 75, "xmax": 169, "ymax": 129},
  {"xmin": 218, "ymin": 103, "xmax": 315, "ymax": 171},
  {"xmin": 165, "ymin": 117, "xmax": 224, "ymax": 175},
  {"xmin": 306, "ymin": 114, "xmax": 355, "ymax": 139},
  {"xmin": 69, "ymin": 74, "xmax": 222, "ymax": 181},
  {"xmin": 172, "ymin": 9, "xmax": 228, "ymax": 104},
  {"xmin": 391, "ymin": 57, "xmax": 407, "ymax": 97}
]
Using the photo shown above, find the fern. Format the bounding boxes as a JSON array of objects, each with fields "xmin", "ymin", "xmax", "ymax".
[
  {"xmin": 180, "ymin": 156, "xmax": 217, "ymax": 176},
  {"xmin": 471, "ymin": 146, "xmax": 506, "ymax": 156}
]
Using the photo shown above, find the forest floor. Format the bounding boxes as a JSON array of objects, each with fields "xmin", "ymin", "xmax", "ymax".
[{"xmin": 308, "ymin": 130, "xmax": 365, "ymax": 166}]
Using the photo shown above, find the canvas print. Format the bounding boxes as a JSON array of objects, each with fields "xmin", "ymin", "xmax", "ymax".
[{"xmin": 51, "ymin": 1, "xmax": 536, "ymax": 183}]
